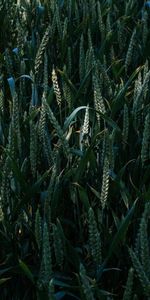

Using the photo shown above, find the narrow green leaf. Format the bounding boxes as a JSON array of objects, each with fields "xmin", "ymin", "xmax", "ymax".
[
  {"xmin": 19, "ymin": 260, "xmax": 35, "ymax": 284},
  {"xmin": 63, "ymin": 106, "xmax": 87, "ymax": 131},
  {"xmin": 0, "ymin": 278, "xmax": 11, "ymax": 285},
  {"xmin": 105, "ymin": 199, "xmax": 137, "ymax": 262}
]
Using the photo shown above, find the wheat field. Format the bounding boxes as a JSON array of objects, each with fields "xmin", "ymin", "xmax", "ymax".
[{"xmin": 0, "ymin": 1, "xmax": 150, "ymax": 299}]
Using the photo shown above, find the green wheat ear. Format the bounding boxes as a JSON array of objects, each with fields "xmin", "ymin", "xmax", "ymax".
[
  {"xmin": 125, "ymin": 28, "xmax": 136, "ymax": 73},
  {"xmin": 67, "ymin": 47, "xmax": 72, "ymax": 76},
  {"xmin": 88, "ymin": 207, "xmax": 102, "ymax": 265},
  {"xmin": 52, "ymin": 68, "xmax": 62, "ymax": 108},
  {"xmin": 99, "ymin": 61, "xmax": 112, "ymax": 98},
  {"xmin": 4, "ymin": 48, "xmax": 14, "ymax": 76},
  {"xmin": 30, "ymin": 121, "xmax": 38, "ymax": 177},
  {"xmin": 133, "ymin": 71, "xmax": 150, "ymax": 129},
  {"xmin": 141, "ymin": 111, "xmax": 150, "ymax": 166},
  {"xmin": 97, "ymin": 1, "xmax": 105, "ymax": 42},
  {"xmin": 63, "ymin": 17, "xmax": 68, "ymax": 40},
  {"xmin": 53, "ymin": 224, "xmax": 64, "ymax": 268},
  {"xmin": 38, "ymin": 92, "xmax": 46, "ymax": 142},
  {"xmin": 75, "ymin": 1, "xmax": 80, "ymax": 25},
  {"xmin": 143, "ymin": 60, "xmax": 149, "ymax": 99},
  {"xmin": 38, "ymin": 221, "xmax": 52, "ymax": 289},
  {"xmin": 7, "ymin": 121, "xmax": 15, "ymax": 159},
  {"xmin": 35, "ymin": 208, "xmax": 42, "ymax": 250},
  {"xmin": 79, "ymin": 34, "xmax": 85, "ymax": 82},
  {"xmin": 122, "ymin": 104, "xmax": 129, "ymax": 148},
  {"xmin": 129, "ymin": 203, "xmax": 150, "ymax": 297},
  {"xmin": 62, "ymin": 74, "xmax": 72, "ymax": 110},
  {"xmin": 79, "ymin": 264, "xmax": 95, "ymax": 300},
  {"xmin": 34, "ymin": 24, "xmax": 51, "ymax": 77},
  {"xmin": 43, "ymin": 53, "xmax": 48, "ymax": 94},
  {"xmin": 93, "ymin": 69, "xmax": 106, "ymax": 128},
  {"xmin": 1, "ymin": 158, "xmax": 10, "ymax": 211},
  {"xmin": 139, "ymin": 215, "xmax": 150, "ymax": 276},
  {"xmin": 55, "ymin": 2, "xmax": 62, "ymax": 38},
  {"xmin": 129, "ymin": 248, "xmax": 150, "ymax": 297},
  {"xmin": 44, "ymin": 99, "xmax": 70, "ymax": 156},
  {"xmin": 12, "ymin": 92, "xmax": 21, "ymax": 155},
  {"xmin": 0, "ymin": 205, "xmax": 4, "ymax": 222},
  {"xmin": 106, "ymin": 12, "xmax": 115, "ymax": 62},
  {"xmin": 117, "ymin": 19, "xmax": 126, "ymax": 52},
  {"xmin": 83, "ymin": 104, "xmax": 89, "ymax": 135},
  {"xmin": 81, "ymin": 104, "xmax": 90, "ymax": 149},
  {"xmin": 100, "ymin": 156, "xmax": 109, "ymax": 209},
  {"xmin": 90, "ymin": 0, "xmax": 96, "ymax": 25},
  {"xmin": 0, "ymin": 89, "xmax": 4, "ymax": 114},
  {"xmin": 122, "ymin": 268, "xmax": 134, "ymax": 300},
  {"xmin": 142, "ymin": 10, "xmax": 148, "ymax": 46}
]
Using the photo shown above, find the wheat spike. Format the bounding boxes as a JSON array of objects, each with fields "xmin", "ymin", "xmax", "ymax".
[
  {"xmin": 0, "ymin": 89, "xmax": 4, "ymax": 114},
  {"xmin": 67, "ymin": 47, "xmax": 72, "ymax": 76},
  {"xmin": 0, "ymin": 0, "xmax": 4, "ymax": 10},
  {"xmin": 35, "ymin": 208, "xmax": 42, "ymax": 250},
  {"xmin": 141, "ymin": 111, "xmax": 150, "ymax": 166},
  {"xmin": 0, "ymin": 204, "xmax": 4, "ymax": 222},
  {"xmin": 99, "ymin": 61, "xmax": 112, "ymax": 98},
  {"xmin": 38, "ymin": 221, "xmax": 52, "ymax": 289},
  {"xmin": 143, "ymin": 61, "xmax": 149, "ymax": 99},
  {"xmin": 51, "ymin": 10, "xmax": 57, "ymax": 36},
  {"xmin": 52, "ymin": 68, "xmax": 62, "ymax": 108},
  {"xmin": 100, "ymin": 156, "xmax": 109, "ymax": 209},
  {"xmin": 63, "ymin": 17, "xmax": 68, "ymax": 40},
  {"xmin": 7, "ymin": 121, "xmax": 15, "ymax": 159},
  {"xmin": 62, "ymin": 76, "xmax": 72, "ymax": 110},
  {"xmin": 79, "ymin": 264, "xmax": 95, "ymax": 300},
  {"xmin": 44, "ymin": 100, "xmax": 70, "ymax": 156},
  {"xmin": 82, "ymin": 105, "xmax": 89, "ymax": 136},
  {"xmin": 85, "ymin": 46, "xmax": 94, "ymax": 75},
  {"xmin": 43, "ymin": 53, "xmax": 48, "ymax": 94},
  {"xmin": 80, "ymin": 105, "xmax": 90, "ymax": 150},
  {"xmin": 139, "ymin": 215, "xmax": 150, "ymax": 277},
  {"xmin": 75, "ymin": 1, "xmax": 80, "ymax": 25},
  {"xmin": 133, "ymin": 71, "xmax": 150, "ymax": 129},
  {"xmin": 117, "ymin": 19, "xmax": 126, "ymax": 52},
  {"xmin": 43, "ymin": 130, "xmax": 53, "ymax": 167},
  {"xmin": 0, "ymin": 158, "xmax": 10, "ymax": 209},
  {"xmin": 44, "ymin": 195, "xmax": 52, "ymax": 233},
  {"xmin": 12, "ymin": 92, "xmax": 22, "ymax": 155},
  {"xmin": 55, "ymin": 2, "xmax": 62, "ymax": 38},
  {"xmin": 79, "ymin": 34, "xmax": 85, "ymax": 82},
  {"xmin": 90, "ymin": 0, "xmax": 96, "ymax": 24},
  {"xmin": 129, "ymin": 248, "xmax": 150, "ymax": 297},
  {"xmin": 50, "ymin": 0, "xmax": 55, "ymax": 13},
  {"xmin": 53, "ymin": 224, "xmax": 64, "ymax": 268},
  {"xmin": 122, "ymin": 104, "xmax": 129, "ymax": 147},
  {"xmin": 122, "ymin": 268, "xmax": 134, "ymax": 300},
  {"xmin": 34, "ymin": 24, "xmax": 51, "ymax": 76},
  {"xmin": 142, "ymin": 11, "xmax": 148, "ymax": 46},
  {"xmin": 108, "ymin": 130, "xmax": 115, "ymax": 170},
  {"xmin": 93, "ymin": 71, "xmax": 106, "ymax": 128},
  {"xmin": 106, "ymin": 12, "xmax": 115, "ymax": 62},
  {"xmin": 30, "ymin": 121, "xmax": 38, "ymax": 177},
  {"xmin": 133, "ymin": 72, "xmax": 142, "ymax": 107},
  {"xmin": 125, "ymin": 29, "xmax": 136, "ymax": 73},
  {"xmin": 88, "ymin": 207, "xmax": 102, "ymax": 265},
  {"xmin": 97, "ymin": 1, "xmax": 105, "ymax": 42},
  {"xmin": 38, "ymin": 92, "xmax": 47, "ymax": 142},
  {"xmin": 4, "ymin": 48, "xmax": 14, "ymax": 76}
]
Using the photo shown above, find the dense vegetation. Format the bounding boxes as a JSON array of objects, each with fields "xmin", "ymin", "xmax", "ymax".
[{"xmin": 0, "ymin": 0, "xmax": 150, "ymax": 299}]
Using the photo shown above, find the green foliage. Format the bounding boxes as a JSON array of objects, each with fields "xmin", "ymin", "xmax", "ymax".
[{"xmin": 0, "ymin": 0, "xmax": 150, "ymax": 299}]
